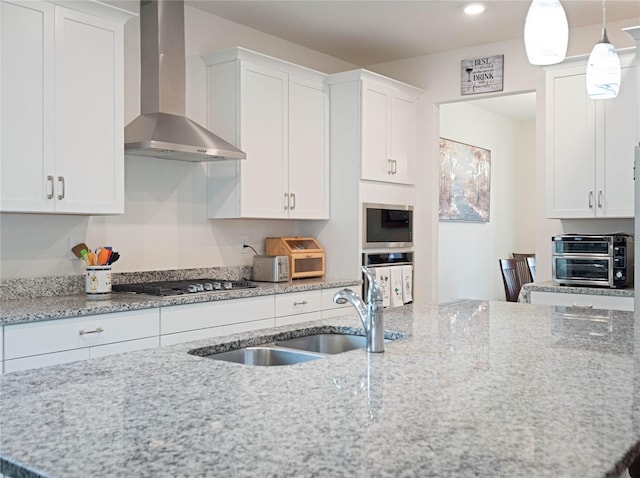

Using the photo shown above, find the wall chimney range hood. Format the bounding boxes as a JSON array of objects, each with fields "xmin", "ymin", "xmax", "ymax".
[{"xmin": 125, "ymin": 0, "xmax": 245, "ymax": 162}]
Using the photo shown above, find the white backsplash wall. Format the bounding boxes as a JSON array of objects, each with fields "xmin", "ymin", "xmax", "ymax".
[{"xmin": 0, "ymin": 154, "xmax": 301, "ymax": 278}]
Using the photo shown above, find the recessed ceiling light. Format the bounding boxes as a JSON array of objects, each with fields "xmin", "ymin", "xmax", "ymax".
[{"xmin": 464, "ymin": 3, "xmax": 485, "ymax": 15}]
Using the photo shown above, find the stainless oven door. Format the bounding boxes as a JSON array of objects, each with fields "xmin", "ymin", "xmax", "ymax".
[{"xmin": 552, "ymin": 256, "xmax": 612, "ymax": 286}]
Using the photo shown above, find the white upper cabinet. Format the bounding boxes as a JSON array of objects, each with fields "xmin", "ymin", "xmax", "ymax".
[
  {"xmin": 545, "ymin": 52, "xmax": 637, "ymax": 219},
  {"xmin": 203, "ymin": 48, "xmax": 329, "ymax": 219},
  {"xmin": 328, "ymin": 70, "xmax": 423, "ymax": 186},
  {"xmin": 0, "ymin": 0, "xmax": 128, "ymax": 214}
]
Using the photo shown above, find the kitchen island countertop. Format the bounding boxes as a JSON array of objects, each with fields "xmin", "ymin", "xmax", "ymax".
[
  {"xmin": 519, "ymin": 280, "xmax": 634, "ymax": 303},
  {"xmin": 1, "ymin": 300, "xmax": 639, "ymax": 478},
  {"xmin": 0, "ymin": 277, "xmax": 359, "ymax": 326}
]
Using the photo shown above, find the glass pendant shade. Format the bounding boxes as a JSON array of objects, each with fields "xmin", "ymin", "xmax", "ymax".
[
  {"xmin": 524, "ymin": 0, "xmax": 568, "ymax": 65},
  {"xmin": 586, "ymin": 31, "xmax": 621, "ymax": 99}
]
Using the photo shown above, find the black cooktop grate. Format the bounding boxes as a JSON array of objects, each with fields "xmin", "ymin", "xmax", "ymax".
[{"xmin": 113, "ymin": 278, "xmax": 256, "ymax": 296}]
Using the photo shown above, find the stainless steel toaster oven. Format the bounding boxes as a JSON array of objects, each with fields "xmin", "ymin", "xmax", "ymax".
[{"xmin": 551, "ymin": 234, "xmax": 633, "ymax": 288}]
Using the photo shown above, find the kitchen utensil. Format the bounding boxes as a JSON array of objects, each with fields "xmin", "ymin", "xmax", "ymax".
[
  {"xmin": 98, "ymin": 248, "xmax": 110, "ymax": 266},
  {"xmin": 107, "ymin": 252, "xmax": 120, "ymax": 265},
  {"xmin": 71, "ymin": 242, "xmax": 89, "ymax": 259}
]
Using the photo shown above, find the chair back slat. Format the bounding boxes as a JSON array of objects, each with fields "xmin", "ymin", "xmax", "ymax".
[
  {"xmin": 499, "ymin": 258, "xmax": 521, "ymax": 302},
  {"xmin": 526, "ymin": 256, "xmax": 536, "ymax": 282},
  {"xmin": 512, "ymin": 253, "xmax": 534, "ymax": 285}
]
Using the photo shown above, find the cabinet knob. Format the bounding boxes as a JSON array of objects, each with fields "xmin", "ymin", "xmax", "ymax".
[
  {"xmin": 290, "ymin": 193, "xmax": 296, "ymax": 210},
  {"xmin": 284, "ymin": 192, "xmax": 289, "ymax": 210},
  {"xmin": 598, "ymin": 190, "xmax": 603, "ymax": 208},
  {"xmin": 588, "ymin": 191, "xmax": 594, "ymax": 208},
  {"xmin": 293, "ymin": 300, "xmax": 308, "ymax": 306}
]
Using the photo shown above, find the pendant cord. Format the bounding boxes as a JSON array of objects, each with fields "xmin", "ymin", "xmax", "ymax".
[{"xmin": 601, "ymin": 0, "xmax": 607, "ymax": 40}]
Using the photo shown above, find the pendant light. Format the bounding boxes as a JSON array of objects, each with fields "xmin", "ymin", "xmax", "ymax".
[
  {"xmin": 586, "ymin": 0, "xmax": 621, "ymax": 99},
  {"xmin": 524, "ymin": 0, "xmax": 568, "ymax": 65}
]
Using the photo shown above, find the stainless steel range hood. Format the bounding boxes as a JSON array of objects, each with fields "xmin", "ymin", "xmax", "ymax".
[{"xmin": 125, "ymin": 0, "xmax": 245, "ymax": 161}]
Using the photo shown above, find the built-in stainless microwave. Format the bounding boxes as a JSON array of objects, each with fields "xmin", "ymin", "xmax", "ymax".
[
  {"xmin": 362, "ymin": 203, "xmax": 413, "ymax": 249},
  {"xmin": 551, "ymin": 234, "xmax": 634, "ymax": 288}
]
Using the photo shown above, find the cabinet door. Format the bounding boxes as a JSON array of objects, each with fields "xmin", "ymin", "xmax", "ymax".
[
  {"xmin": 238, "ymin": 62, "xmax": 288, "ymax": 218},
  {"xmin": 288, "ymin": 75, "xmax": 329, "ymax": 219},
  {"xmin": 389, "ymin": 93, "xmax": 416, "ymax": 185},
  {"xmin": 361, "ymin": 82, "xmax": 391, "ymax": 182},
  {"xmin": 53, "ymin": 7, "xmax": 124, "ymax": 214},
  {"xmin": 546, "ymin": 70, "xmax": 596, "ymax": 218},
  {"xmin": 530, "ymin": 290, "xmax": 633, "ymax": 311},
  {"xmin": 0, "ymin": 0, "xmax": 55, "ymax": 212},
  {"xmin": 597, "ymin": 64, "xmax": 636, "ymax": 218}
]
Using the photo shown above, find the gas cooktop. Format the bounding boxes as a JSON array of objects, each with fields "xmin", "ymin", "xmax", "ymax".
[{"xmin": 112, "ymin": 278, "xmax": 256, "ymax": 296}]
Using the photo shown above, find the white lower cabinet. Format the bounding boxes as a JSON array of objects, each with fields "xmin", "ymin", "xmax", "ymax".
[
  {"xmin": 1, "ymin": 287, "xmax": 360, "ymax": 373},
  {"xmin": 160, "ymin": 295, "xmax": 275, "ymax": 346},
  {"xmin": 321, "ymin": 287, "xmax": 353, "ymax": 319},
  {"xmin": 274, "ymin": 290, "xmax": 322, "ymax": 326},
  {"xmin": 3, "ymin": 309, "xmax": 160, "ymax": 373},
  {"xmin": 529, "ymin": 291, "xmax": 633, "ymax": 312}
]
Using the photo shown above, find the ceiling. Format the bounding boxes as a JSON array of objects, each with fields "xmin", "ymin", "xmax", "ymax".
[
  {"xmin": 186, "ymin": 1, "xmax": 639, "ymax": 122},
  {"xmin": 187, "ymin": 0, "xmax": 640, "ymax": 66}
]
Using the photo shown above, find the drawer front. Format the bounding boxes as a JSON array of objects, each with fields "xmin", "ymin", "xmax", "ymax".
[
  {"xmin": 321, "ymin": 308, "xmax": 354, "ymax": 320},
  {"xmin": 530, "ymin": 291, "xmax": 634, "ymax": 311},
  {"xmin": 275, "ymin": 311, "xmax": 322, "ymax": 327},
  {"xmin": 160, "ymin": 318, "xmax": 275, "ymax": 347},
  {"xmin": 160, "ymin": 296, "xmax": 275, "ymax": 335},
  {"xmin": 90, "ymin": 336, "xmax": 159, "ymax": 359},
  {"xmin": 4, "ymin": 309, "xmax": 160, "ymax": 360},
  {"xmin": 321, "ymin": 287, "xmax": 353, "ymax": 310},
  {"xmin": 4, "ymin": 348, "xmax": 90, "ymax": 373},
  {"xmin": 275, "ymin": 290, "xmax": 321, "ymax": 317}
]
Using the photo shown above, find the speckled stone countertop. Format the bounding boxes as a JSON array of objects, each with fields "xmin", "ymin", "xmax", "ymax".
[
  {"xmin": 0, "ymin": 278, "xmax": 360, "ymax": 326},
  {"xmin": 1, "ymin": 300, "xmax": 639, "ymax": 478},
  {"xmin": 519, "ymin": 280, "xmax": 635, "ymax": 303}
]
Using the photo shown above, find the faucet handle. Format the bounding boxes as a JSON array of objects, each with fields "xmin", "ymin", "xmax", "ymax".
[{"xmin": 361, "ymin": 266, "xmax": 383, "ymax": 303}]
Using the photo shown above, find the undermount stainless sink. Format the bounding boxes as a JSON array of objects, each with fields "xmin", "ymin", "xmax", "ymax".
[
  {"xmin": 192, "ymin": 331, "xmax": 403, "ymax": 367},
  {"xmin": 203, "ymin": 346, "xmax": 324, "ymax": 366},
  {"xmin": 274, "ymin": 334, "xmax": 368, "ymax": 354}
]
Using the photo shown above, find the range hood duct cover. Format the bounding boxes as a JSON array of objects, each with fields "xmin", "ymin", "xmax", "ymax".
[{"xmin": 125, "ymin": 0, "xmax": 245, "ymax": 161}]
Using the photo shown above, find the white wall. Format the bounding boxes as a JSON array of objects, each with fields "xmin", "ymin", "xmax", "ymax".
[{"xmin": 438, "ymin": 102, "xmax": 535, "ymax": 302}]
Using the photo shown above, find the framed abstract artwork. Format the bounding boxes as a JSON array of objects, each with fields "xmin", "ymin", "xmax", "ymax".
[{"xmin": 439, "ymin": 138, "xmax": 491, "ymax": 223}]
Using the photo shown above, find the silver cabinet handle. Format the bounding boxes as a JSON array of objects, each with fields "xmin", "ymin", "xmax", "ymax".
[
  {"xmin": 571, "ymin": 304, "xmax": 593, "ymax": 309},
  {"xmin": 47, "ymin": 175, "xmax": 54, "ymax": 199},
  {"xmin": 387, "ymin": 159, "xmax": 393, "ymax": 174},
  {"xmin": 290, "ymin": 192, "xmax": 296, "ymax": 210},
  {"xmin": 293, "ymin": 300, "xmax": 308, "ymax": 306},
  {"xmin": 57, "ymin": 176, "xmax": 65, "ymax": 200},
  {"xmin": 284, "ymin": 192, "xmax": 289, "ymax": 210},
  {"xmin": 588, "ymin": 191, "xmax": 594, "ymax": 208},
  {"xmin": 598, "ymin": 190, "xmax": 603, "ymax": 208},
  {"xmin": 391, "ymin": 159, "xmax": 397, "ymax": 174},
  {"xmin": 79, "ymin": 327, "xmax": 104, "ymax": 335}
]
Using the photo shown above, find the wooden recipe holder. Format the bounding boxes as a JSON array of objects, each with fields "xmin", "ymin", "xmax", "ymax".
[{"xmin": 265, "ymin": 237, "xmax": 325, "ymax": 279}]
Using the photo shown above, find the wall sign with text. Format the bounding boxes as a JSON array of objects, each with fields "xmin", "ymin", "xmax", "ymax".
[{"xmin": 461, "ymin": 55, "xmax": 504, "ymax": 95}]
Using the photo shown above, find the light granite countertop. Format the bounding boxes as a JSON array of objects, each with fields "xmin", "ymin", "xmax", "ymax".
[
  {"xmin": 0, "ymin": 278, "xmax": 359, "ymax": 326},
  {"xmin": 1, "ymin": 300, "xmax": 639, "ymax": 478},
  {"xmin": 519, "ymin": 280, "xmax": 635, "ymax": 303}
]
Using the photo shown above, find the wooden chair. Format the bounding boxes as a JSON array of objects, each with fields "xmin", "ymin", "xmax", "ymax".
[
  {"xmin": 499, "ymin": 259, "xmax": 522, "ymax": 302},
  {"xmin": 526, "ymin": 256, "xmax": 536, "ymax": 282},
  {"xmin": 512, "ymin": 253, "xmax": 534, "ymax": 285}
]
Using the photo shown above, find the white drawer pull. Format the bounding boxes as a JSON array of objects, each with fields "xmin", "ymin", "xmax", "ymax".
[
  {"xmin": 293, "ymin": 301, "xmax": 308, "ymax": 306},
  {"xmin": 571, "ymin": 304, "xmax": 593, "ymax": 309},
  {"xmin": 79, "ymin": 327, "xmax": 104, "ymax": 335}
]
